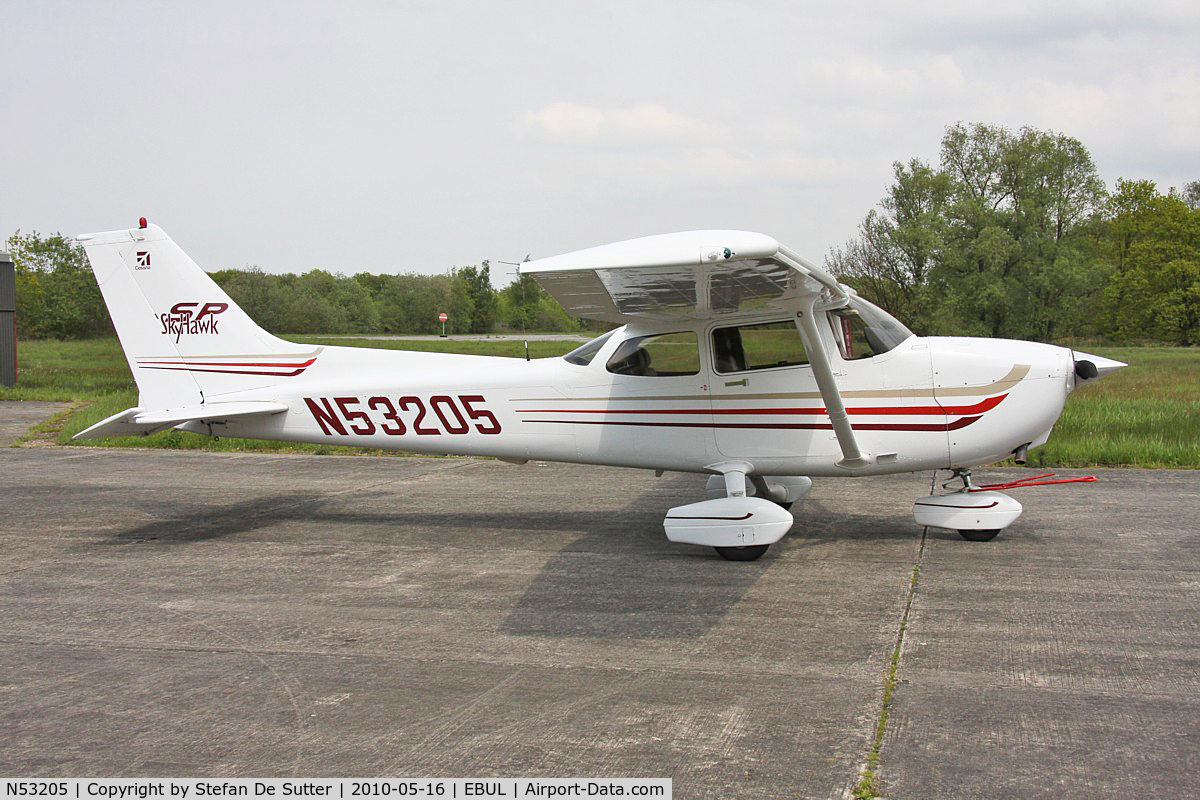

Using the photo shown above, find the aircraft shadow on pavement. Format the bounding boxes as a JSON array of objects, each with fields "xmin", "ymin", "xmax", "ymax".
[
  {"xmin": 101, "ymin": 492, "xmax": 662, "ymax": 546},
  {"xmin": 99, "ymin": 479, "xmax": 917, "ymax": 643},
  {"xmin": 102, "ymin": 493, "xmax": 333, "ymax": 545},
  {"xmin": 499, "ymin": 479, "xmax": 918, "ymax": 641},
  {"xmin": 789, "ymin": 499, "xmax": 920, "ymax": 547}
]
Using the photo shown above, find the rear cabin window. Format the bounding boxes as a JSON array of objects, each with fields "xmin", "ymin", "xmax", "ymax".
[
  {"xmin": 605, "ymin": 332, "xmax": 700, "ymax": 377},
  {"xmin": 562, "ymin": 330, "xmax": 615, "ymax": 366},
  {"xmin": 712, "ymin": 320, "xmax": 808, "ymax": 373}
]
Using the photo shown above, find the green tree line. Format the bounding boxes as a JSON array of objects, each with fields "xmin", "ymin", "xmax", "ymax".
[
  {"xmin": 9, "ymin": 121, "xmax": 1199, "ymax": 344},
  {"xmin": 5, "ymin": 231, "xmax": 111, "ymax": 339},
  {"xmin": 828, "ymin": 122, "xmax": 1200, "ymax": 344},
  {"xmin": 6, "ymin": 241, "xmax": 587, "ymax": 339}
]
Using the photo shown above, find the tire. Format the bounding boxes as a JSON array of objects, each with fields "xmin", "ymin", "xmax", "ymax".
[
  {"xmin": 958, "ymin": 529, "xmax": 1001, "ymax": 542},
  {"xmin": 714, "ymin": 544, "xmax": 770, "ymax": 561}
]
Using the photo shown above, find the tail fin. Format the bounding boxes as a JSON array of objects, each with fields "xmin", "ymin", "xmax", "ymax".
[{"xmin": 78, "ymin": 222, "xmax": 318, "ymax": 408}]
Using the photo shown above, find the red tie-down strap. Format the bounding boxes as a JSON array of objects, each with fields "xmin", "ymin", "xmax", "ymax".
[{"xmin": 969, "ymin": 473, "xmax": 1097, "ymax": 492}]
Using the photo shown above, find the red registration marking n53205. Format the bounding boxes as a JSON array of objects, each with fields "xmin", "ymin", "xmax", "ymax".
[{"xmin": 304, "ymin": 394, "xmax": 501, "ymax": 437}]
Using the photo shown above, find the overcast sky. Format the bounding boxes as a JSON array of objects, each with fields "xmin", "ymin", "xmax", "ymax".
[{"xmin": 3, "ymin": 1, "xmax": 1197, "ymax": 283}]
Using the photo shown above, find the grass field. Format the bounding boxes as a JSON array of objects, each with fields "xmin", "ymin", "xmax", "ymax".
[
  {"xmin": 1024, "ymin": 346, "xmax": 1200, "ymax": 468},
  {"xmin": 2, "ymin": 337, "xmax": 1197, "ymax": 468},
  {"xmin": 0, "ymin": 336, "xmax": 585, "ymax": 455}
]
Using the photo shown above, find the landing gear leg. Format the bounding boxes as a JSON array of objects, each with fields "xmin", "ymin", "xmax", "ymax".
[
  {"xmin": 945, "ymin": 468, "xmax": 977, "ymax": 492},
  {"xmin": 715, "ymin": 469, "xmax": 772, "ymax": 560},
  {"xmin": 750, "ymin": 475, "xmax": 793, "ymax": 510}
]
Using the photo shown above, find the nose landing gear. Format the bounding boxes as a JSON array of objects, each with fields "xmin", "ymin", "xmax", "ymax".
[{"xmin": 912, "ymin": 469, "xmax": 1024, "ymax": 541}]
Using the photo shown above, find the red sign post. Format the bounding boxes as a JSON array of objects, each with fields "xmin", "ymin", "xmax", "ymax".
[{"xmin": 438, "ymin": 312, "xmax": 448, "ymax": 337}]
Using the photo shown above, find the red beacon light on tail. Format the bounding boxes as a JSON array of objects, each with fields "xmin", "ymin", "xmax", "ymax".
[{"xmin": 138, "ymin": 217, "xmax": 148, "ymax": 229}]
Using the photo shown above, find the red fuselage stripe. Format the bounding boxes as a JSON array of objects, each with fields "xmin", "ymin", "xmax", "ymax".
[
  {"xmin": 139, "ymin": 365, "xmax": 309, "ymax": 377},
  {"xmin": 138, "ymin": 358, "xmax": 318, "ymax": 368},
  {"xmin": 522, "ymin": 416, "xmax": 982, "ymax": 432},
  {"xmin": 515, "ymin": 394, "xmax": 1006, "ymax": 417}
]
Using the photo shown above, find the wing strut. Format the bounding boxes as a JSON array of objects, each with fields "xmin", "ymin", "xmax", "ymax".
[{"xmin": 793, "ymin": 296, "xmax": 874, "ymax": 470}]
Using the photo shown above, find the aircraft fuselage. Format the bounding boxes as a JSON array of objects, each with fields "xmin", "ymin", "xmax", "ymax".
[{"xmin": 192, "ymin": 325, "xmax": 1078, "ymax": 479}]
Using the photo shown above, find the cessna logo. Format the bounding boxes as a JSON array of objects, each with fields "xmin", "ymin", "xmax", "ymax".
[
  {"xmin": 158, "ymin": 302, "xmax": 229, "ymax": 343},
  {"xmin": 135, "ymin": 251, "xmax": 151, "ymax": 270}
]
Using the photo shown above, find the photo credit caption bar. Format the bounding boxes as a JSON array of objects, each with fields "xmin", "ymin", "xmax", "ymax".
[{"xmin": 0, "ymin": 780, "xmax": 671, "ymax": 800}]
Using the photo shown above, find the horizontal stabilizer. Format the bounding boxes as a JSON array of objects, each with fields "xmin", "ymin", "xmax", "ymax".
[{"xmin": 73, "ymin": 401, "xmax": 289, "ymax": 439}]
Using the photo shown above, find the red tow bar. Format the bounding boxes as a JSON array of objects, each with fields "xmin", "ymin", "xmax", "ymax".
[{"xmin": 969, "ymin": 473, "xmax": 1098, "ymax": 492}]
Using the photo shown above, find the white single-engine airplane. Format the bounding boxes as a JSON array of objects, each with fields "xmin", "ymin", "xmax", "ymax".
[{"xmin": 76, "ymin": 220, "xmax": 1124, "ymax": 560}]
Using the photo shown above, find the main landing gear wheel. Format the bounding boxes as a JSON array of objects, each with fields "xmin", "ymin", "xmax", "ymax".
[
  {"xmin": 958, "ymin": 529, "xmax": 1001, "ymax": 542},
  {"xmin": 714, "ymin": 544, "xmax": 770, "ymax": 561}
]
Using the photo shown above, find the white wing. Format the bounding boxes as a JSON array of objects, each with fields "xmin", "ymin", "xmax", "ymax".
[{"xmin": 522, "ymin": 230, "xmax": 847, "ymax": 324}]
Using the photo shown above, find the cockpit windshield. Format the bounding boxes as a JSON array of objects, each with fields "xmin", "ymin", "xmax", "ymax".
[{"xmin": 829, "ymin": 297, "xmax": 914, "ymax": 359}]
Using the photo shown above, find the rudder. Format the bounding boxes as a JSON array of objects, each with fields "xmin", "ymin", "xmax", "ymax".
[{"xmin": 78, "ymin": 221, "xmax": 316, "ymax": 408}]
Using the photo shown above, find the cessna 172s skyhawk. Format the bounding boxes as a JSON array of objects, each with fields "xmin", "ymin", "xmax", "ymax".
[{"xmin": 75, "ymin": 220, "xmax": 1124, "ymax": 560}]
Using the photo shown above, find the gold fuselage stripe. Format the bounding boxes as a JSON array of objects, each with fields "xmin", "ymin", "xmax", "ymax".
[{"xmin": 513, "ymin": 364, "xmax": 1031, "ymax": 403}]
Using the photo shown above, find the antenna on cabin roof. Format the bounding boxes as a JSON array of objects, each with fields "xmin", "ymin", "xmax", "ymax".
[{"xmin": 499, "ymin": 255, "xmax": 533, "ymax": 360}]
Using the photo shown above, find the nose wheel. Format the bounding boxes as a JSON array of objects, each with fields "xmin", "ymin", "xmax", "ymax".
[
  {"xmin": 948, "ymin": 471, "xmax": 1002, "ymax": 539},
  {"xmin": 913, "ymin": 469, "xmax": 1023, "ymax": 541},
  {"xmin": 714, "ymin": 544, "xmax": 770, "ymax": 561},
  {"xmin": 958, "ymin": 528, "xmax": 1001, "ymax": 542}
]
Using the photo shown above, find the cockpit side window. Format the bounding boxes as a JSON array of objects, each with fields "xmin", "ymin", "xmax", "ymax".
[
  {"xmin": 828, "ymin": 297, "xmax": 914, "ymax": 360},
  {"xmin": 830, "ymin": 311, "xmax": 878, "ymax": 360},
  {"xmin": 605, "ymin": 331, "xmax": 699, "ymax": 377},
  {"xmin": 712, "ymin": 320, "xmax": 808, "ymax": 373}
]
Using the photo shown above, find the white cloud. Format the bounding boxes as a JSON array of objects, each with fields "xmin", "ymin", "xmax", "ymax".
[
  {"xmin": 795, "ymin": 53, "xmax": 968, "ymax": 108},
  {"xmin": 2, "ymin": 2, "xmax": 1198, "ymax": 273},
  {"xmin": 522, "ymin": 102, "xmax": 725, "ymax": 146},
  {"xmin": 520, "ymin": 102, "xmax": 845, "ymax": 191}
]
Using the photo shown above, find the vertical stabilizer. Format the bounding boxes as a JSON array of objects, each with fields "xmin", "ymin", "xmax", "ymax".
[{"xmin": 77, "ymin": 222, "xmax": 314, "ymax": 409}]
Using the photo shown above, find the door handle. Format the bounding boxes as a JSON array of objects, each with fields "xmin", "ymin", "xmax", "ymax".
[{"xmin": 724, "ymin": 378, "xmax": 748, "ymax": 387}]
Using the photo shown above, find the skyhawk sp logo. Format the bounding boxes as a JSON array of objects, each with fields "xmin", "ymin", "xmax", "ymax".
[{"xmin": 158, "ymin": 302, "xmax": 228, "ymax": 343}]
